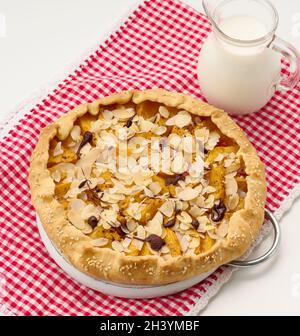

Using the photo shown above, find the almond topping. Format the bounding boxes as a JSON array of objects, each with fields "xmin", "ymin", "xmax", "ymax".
[
  {"xmin": 112, "ymin": 240, "xmax": 124, "ymax": 252},
  {"xmin": 152, "ymin": 126, "xmax": 167, "ymax": 135},
  {"xmin": 225, "ymin": 176, "xmax": 238, "ymax": 195},
  {"xmin": 148, "ymin": 182, "xmax": 162, "ymax": 195},
  {"xmin": 175, "ymin": 111, "xmax": 192, "ymax": 128},
  {"xmin": 112, "ymin": 108, "xmax": 135, "ymax": 120},
  {"xmin": 177, "ymin": 187, "xmax": 199, "ymax": 201},
  {"xmin": 91, "ymin": 238, "xmax": 109, "ymax": 247},
  {"xmin": 53, "ymin": 142, "xmax": 63, "ymax": 157},
  {"xmin": 158, "ymin": 106, "xmax": 170, "ymax": 118},
  {"xmin": 70, "ymin": 125, "xmax": 81, "ymax": 141},
  {"xmin": 159, "ymin": 200, "xmax": 174, "ymax": 217}
]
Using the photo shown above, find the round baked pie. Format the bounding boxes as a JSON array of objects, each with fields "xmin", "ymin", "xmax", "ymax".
[{"xmin": 29, "ymin": 89, "xmax": 266, "ymax": 285}]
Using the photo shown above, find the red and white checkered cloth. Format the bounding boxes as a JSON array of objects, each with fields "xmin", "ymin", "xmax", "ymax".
[{"xmin": 0, "ymin": 0, "xmax": 299, "ymax": 316}]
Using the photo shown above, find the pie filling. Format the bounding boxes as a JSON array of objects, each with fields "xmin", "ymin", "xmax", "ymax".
[{"xmin": 48, "ymin": 100, "xmax": 248, "ymax": 259}]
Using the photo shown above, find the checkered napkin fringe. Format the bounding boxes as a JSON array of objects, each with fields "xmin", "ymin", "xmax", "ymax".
[{"xmin": 0, "ymin": 0, "xmax": 299, "ymax": 316}]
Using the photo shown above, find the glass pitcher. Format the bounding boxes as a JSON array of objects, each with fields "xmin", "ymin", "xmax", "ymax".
[{"xmin": 198, "ymin": 0, "xmax": 300, "ymax": 115}]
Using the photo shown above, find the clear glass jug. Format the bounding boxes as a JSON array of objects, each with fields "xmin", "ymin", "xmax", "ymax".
[{"xmin": 198, "ymin": 0, "xmax": 300, "ymax": 115}]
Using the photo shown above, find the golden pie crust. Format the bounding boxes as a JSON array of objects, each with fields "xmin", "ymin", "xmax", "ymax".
[{"xmin": 29, "ymin": 89, "xmax": 266, "ymax": 285}]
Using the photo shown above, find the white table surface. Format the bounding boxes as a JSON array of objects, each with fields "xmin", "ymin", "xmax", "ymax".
[{"xmin": 0, "ymin": 0, "xmax": 299, "ymax": 316}]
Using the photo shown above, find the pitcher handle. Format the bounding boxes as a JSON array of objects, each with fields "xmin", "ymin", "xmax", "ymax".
[{"xmin": 269, "ymin": 36, "xmax": 300, "ymax": 91}]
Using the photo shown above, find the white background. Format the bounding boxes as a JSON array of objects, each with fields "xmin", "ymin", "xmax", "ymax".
[{"xmin": 0, "ymin": 0, "xmax": 299, "ymax": 315}]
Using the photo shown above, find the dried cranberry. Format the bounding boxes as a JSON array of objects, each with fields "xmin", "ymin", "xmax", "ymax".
[
  {"xmin": 145, "ymin": 235, "xmax": 165, "ymax": 251},
  {"xmin": 164, "ymin": 217, "xmax": 176, "ymax": 228},
  {"xmin": 211, "ymin": 200, "xmax": 227, "ymax": 222},
  {"xmin": 87, "ymin": 216, "xmax": 98, "ymax": 229},
  {"xmin": 191, "ymin": 219, "xmax": 200, "ymax": 230}
]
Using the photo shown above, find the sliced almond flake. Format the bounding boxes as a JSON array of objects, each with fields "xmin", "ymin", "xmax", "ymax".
[
  {"xmin": 139, "ymin": 118, "xmax": 154, "ymax": 132},
  {"xmin": 112, "ymin": 240, "xmax": 124, "ymax": 252},
  {"xmin": 204, "ymin": 194, "xmax": 215, "ymax": 208},
  {"xmin": 168, "ymin": 134, "xmax": 181, "ymax": 149},
  {"xmin": 194, "ymin": 184, "xmax": 203, "ymax": 194},
  {"xmin": 53, "ymin": 142, "xmax": 63, "ymax": 157},
  {"xmin": 159, "ymin": 200, "xmax": 174, "ymax": 217},
  {"xmin": 206, "ymin": 131, "xmax": 220, "ymax": 150},
  {"xmin": 177, "ymin": 187, "xmax": 199, "ymax": 201},
  {"xmin": 171, "ymin": 153, "xmax": 186, "ymax": 174},
  {"xmin": 217, "ymin": 219, "xmax": 229, "ymax": 238},
  {"xmin": 80, "ymin": 142, "xmax": 92, "ymax": 156},
  {"xmin": 102, "ymin": 221, "xmax": 112, "ymax": 230},
  {"xmin": 185, "ymin": 248, "xmax": 196, "ymax": 256},
  {"xmin": 122, "ymin": 237, "xmax": 132, "ymax": 249},
  {"xmin": 67, "ymin": 210, "xmax": 85, "ymax": 230},
  {"xmin": 148, "ymin": 182, "xmax": 162, "ymax": 195},
  {"xmin": 102, "ymin": 110, "xmax": 114, "ymax": 120},
  {"xmin": 160, "ymin": 167, "xmax": 175, "ymax": 176},
  {"xmin": 225, "ymin": 161, "xmax": 241, "ymax": 174},
  {"xmin": 146, "ymin": 212, "xmax": 163, "ymax": 236},
  {"xmin": 188, "ymin": 164, "xmax": 203, "ymax": 179},
  {"xmin": 196, "ymin": 195, "xmax": 206, "ymax": 208},
  {"xmin": 158, "ymin": 106, "xmax": 170, "ymax": 118},
  {"xmin": 52, "ymin": 170, "xmax": 61, "ymax": 183},
  {"xmin": 175, "ymin": 111, "xmax": 192, "ymax": 128},
  {"xmin": 69, "ymin": 198, "xmax": 86, "ymax": 212},
  {"xmin": 136, "ymin": 225, "xmax": 146, "ymax": 240},
  {"xmin": 127, "ymin": 220, "xmax": 137, "ymax": 232},
  {"xmin": 86, "ymin": 178, "xmax": 98, "ymax": 190},
  {"xmin": 177, "ymin": 211, "xmax": 192, "ymax": 224},
  {"xmin": 226, "ymin": 193, "xmax": 240, "ymax": 210},
  {"xmin": 182, "ymin": 136, "xmax": 194, "ymax": 154},
  {"xmin": 152, "ymin": 125, "xmax": 167, "ymax": 136},
  {"xmin": 132, "ymin": 238, "xmax": 144, "ymax": 251},
  {"xmin": 175, "ymin": 200, "xmax": 183, "ymax": 211},
  {"xmin": 225, "ymin": 176, "xmax": 238, "ymax": 195},
  {"xmin": 189, "ymin": 237, "xmax": 200, "ymax": 249},
  {"xmin": 82, "ymin": 223, "xmax": 93, "ymax": 234},
  {"xmin": 181, "ymin": 201, "xmax": 189, "ymax": 211},
  {"xmin": 100, "ymin": 209, "xmax": 117, "ymax": 224},
  {"xmin": 129, "ymin": 137, "xmax": 149, "ymax": 154},
  {"xmin": 195, "ymin": 127, "xmax": 209, "ymax": 143},
  {"xmin": 197, "ymin": 216, "xmax": 211, "ymax": 232},
  {"xmin": 91, "ymin": 238, "xmax": 109, "ymax": 247},
  {"xmin": 179, "ymin": 234, "xmax": 189, "ymax": 253},
  {"xmin": 90, "ymin": 120, "xmax": 106, "ymax": 133},
  {"xmin": 207, "ymin": 230, "xmax": 220, "ymax": 240},
  {"xmin": 127, "ymin": 202, "xmax": 143, "ymax": 221},
  {"xmin": 189, "ymin": 205, "xmax": 206, "ymax": 218},
  {"xmin": 52, "ymin": 162, "xmax": 76, "ymax": 175},
  {"xmin": 184, "ymin": 234, "xmax": 192, "ymax": 242},
  {"xmin": 165, "ymin": 115, "xmax": 177, "ymax": 127},
  {"xmin": 202, "ymin": 186, "xmax": 216, "ymax": 194},
  {"xmin": 70, "ymin": 125, "xmax": 81, "ymax": 141},
  {"xmin": 143, "ymin": 187, "xmax": 154, "ymax": 197},
  {"xmin": 76, "ymin": 147, "xmax": 101, "ymax": 170},
  {"xmin": 108, "ymin": 193, "xmax": 126, "ymax": 201},
  {"xmin": 177, "ymin": 180, "xmax": 186, "ymax": 189},
  {"xmin": 179, "ymin": 222, "xmax": 190, "ymax": 231},
  {"xmin": 112, "ymin": 108, "xmax": 135, "ymax": 120}
]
